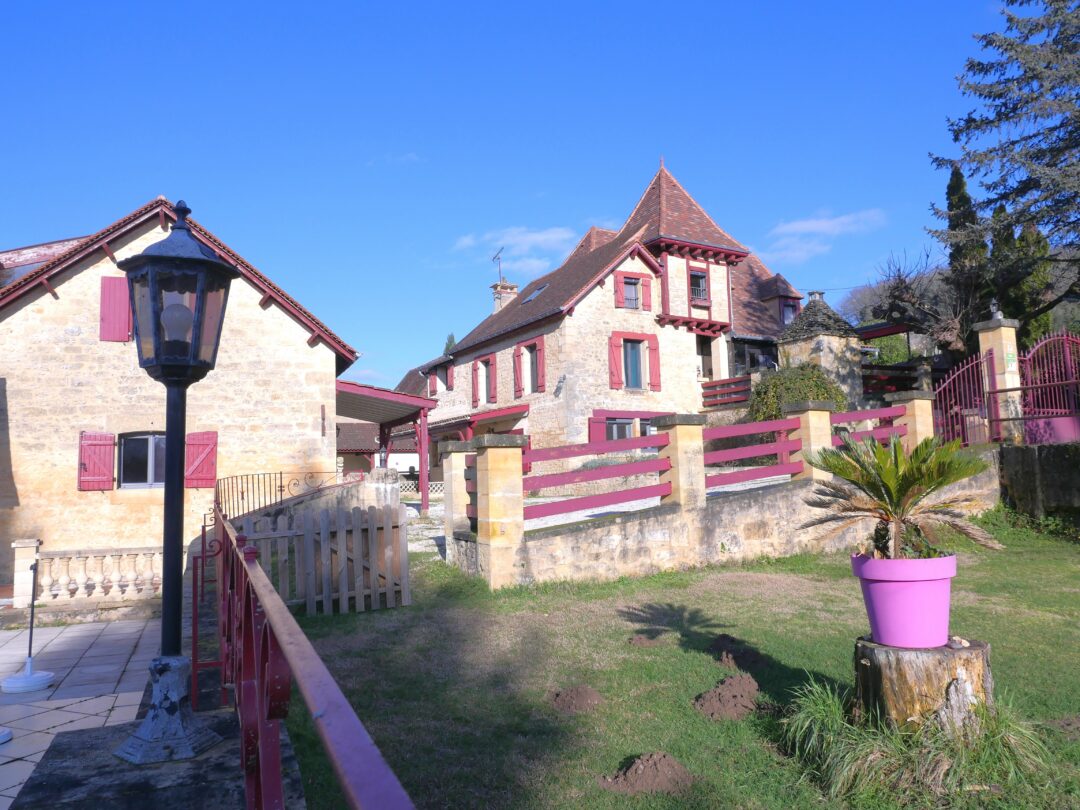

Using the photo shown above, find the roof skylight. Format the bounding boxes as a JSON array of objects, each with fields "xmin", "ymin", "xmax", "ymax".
[{"xmin": 522, "ymin": 284, "xmax": 548, "ymax": 303}]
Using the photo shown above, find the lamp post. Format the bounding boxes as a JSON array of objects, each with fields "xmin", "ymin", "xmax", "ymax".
[{"xmin": 114, "ymin": 201, "xmax": 238, "ymax": 764}]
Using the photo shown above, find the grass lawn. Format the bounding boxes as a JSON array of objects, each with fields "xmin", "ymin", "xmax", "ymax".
[{"xmin": 285, "ymin": 509, "xmax": 1080, "ymax": 809}]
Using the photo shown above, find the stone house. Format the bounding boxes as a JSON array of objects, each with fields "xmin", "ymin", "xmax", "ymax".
[
  {"xmin": 0, "ymin": 197, "xmax": 359, "ymax": 586},
  {"xmin": 397, "ymin": 167, "xmax": 803, "ymax": 461}
]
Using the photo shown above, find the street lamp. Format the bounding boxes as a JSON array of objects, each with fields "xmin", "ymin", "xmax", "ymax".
[{"xmin": 114, "ymin": 201, "xmax": 238, "ymax": 764}]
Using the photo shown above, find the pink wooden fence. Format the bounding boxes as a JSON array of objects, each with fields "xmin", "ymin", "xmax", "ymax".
[
  {"xmin": 519, "ymin": 434, "xmax": 671, "ymax": 520},
  {"xmin": 702, "ymin": 418, "xmax": 803, "ymax": 488},
  {"xmin": 830, "ymin": 405, "xmax": 907, "ymax": 446},
  {"xmin": 701, "ymin": 375, "xmax": 751, "ymax": 409}
]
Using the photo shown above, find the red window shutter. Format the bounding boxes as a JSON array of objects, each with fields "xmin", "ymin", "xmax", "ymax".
[
  {"xmin": 535, "ymin": 336, "xmax": 546, "ymax": 392},
  {"xmin": 647, "ymin": 335, "xmax": 661, "ymax": 391},
  {"xmin": 614, "ymin": 275, "xmax": 625, "ymax": 308},
  {"xmin": 184, "ymin": 431, "xmax": 218, "ymax": 488},
  {"xmin": 642, "ymin": 277, "xmax": 652, "ymax": 311},
  {"xmin": 488, "ymin": 357, "xmax": 498, "ymax": 402},
  {"xmin": 588, "ymin": 417, "xmax": 605, "ymax": 443},
  {"xmin": 78, "ymin": 431, "xmax": 115, "ymax": 491},
  {"xmin": 427, "ymin": 373, "xmax": 436, "ymax": 397},
  {"xmin": 608, "ymin": 335, "xmax": 623, "ymax": 389},
  {"xmin": 471, "ymin": 361, "xmax": 479, "ymax": 408},
  {"xmin": 99, "ymin": 277, "xmax": 132, "ymax": 342},
  {"xmin": 447, "ymin": 363, "xmax": 454, "ymax": 390},
  {"xmin": 512, "ymin": 346, "xmax": 523, "ymax": 399}
]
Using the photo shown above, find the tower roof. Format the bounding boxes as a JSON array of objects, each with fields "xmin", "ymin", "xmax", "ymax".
[{"xmin": 778, "ymin": 291, "xmax": 857, "ymax": 342}]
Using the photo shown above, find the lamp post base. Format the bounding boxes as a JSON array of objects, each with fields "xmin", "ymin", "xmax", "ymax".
[{"xmin": 114, "ymin": 656, "xmax": 221, "ymax": 764}]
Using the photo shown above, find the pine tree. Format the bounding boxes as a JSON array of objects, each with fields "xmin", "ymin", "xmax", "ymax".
[
  {"xmin": 443, "ymin": 332, "xmax": 456, "ymax": 354},
  {"xmin": 1015, "ymin": 223, "xmax": 1054, "ymax": 346},
  {"xmin": 935, "ymin": 0, "xmax": 1079, "ymax": 318},
  {"xmin": 944, "ymin": 165, "xmax": 989, "ymax": 351}
]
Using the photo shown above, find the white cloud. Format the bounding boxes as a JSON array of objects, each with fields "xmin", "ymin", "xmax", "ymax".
[
  {"xmin": 758, "ymin": 209, "xmax": 886, "ymax": 265},
  {"xmin": 451, "ymin": 225, "xmax": 579, "ymax": 278}
]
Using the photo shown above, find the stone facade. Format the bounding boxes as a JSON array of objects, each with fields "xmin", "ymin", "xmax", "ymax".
[{"xmin": 0, "ymin": 216, "xmax": 342, "ymax": 583}]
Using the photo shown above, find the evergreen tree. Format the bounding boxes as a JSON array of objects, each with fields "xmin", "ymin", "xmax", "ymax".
[
  {"xmin": 989, "ymin": 204, "xmax": 1018, "ymax": 312},
  {"xmin": 1014, "ymin": 223, "xmax": 1054, "ymax": 345},
  {"xmin": 934, "ymin": 0, "xmax": 1079, "ymax": 319},
  {"xmin": 443, "ymin": 332, "xmax": 456, "ymax": 354},
  {"xmin": 943, "ymin": 165, "xmax": 989, "ymax": 352}
]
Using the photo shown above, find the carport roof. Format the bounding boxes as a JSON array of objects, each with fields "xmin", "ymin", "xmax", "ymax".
[{"xmin": 336, "ymin": 380, "xmax": 435, "ymax": 427}]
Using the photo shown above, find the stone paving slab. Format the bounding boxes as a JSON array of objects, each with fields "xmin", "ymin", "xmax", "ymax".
[{"xmin": 0, "ymin": 619, "xmax": 157, "ymax": 802}]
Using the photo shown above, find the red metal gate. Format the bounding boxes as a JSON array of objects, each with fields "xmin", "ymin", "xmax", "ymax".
[
  {"xmin": 1018, "ymin": 330, "xmax": 1080, "ymax": 445},
  {"xmin": 933, "ymin": 351, "xmax": 999, "ymax": 446}
]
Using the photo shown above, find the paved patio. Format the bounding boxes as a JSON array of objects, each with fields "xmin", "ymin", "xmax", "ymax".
[{"xmin": 0, "ymin": 619, "xmax": 157, "ymax": 807}]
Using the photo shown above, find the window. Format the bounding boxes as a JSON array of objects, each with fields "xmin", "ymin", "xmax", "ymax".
[
  {"xmin": 623, "ymin": 339, "xmax": 643, "ymax": 389},
  {"xmin": 523, "ymin": 284, "xmax": 548, "ymax": 304},
  {"xmin": 119, "ymin": 433, "xmax": 166, "ymax": 488},
  {"xmin": 527, "ymin": 345, "xmax": 539, "ymax": 393},
  {"xmin": 690, "ymin": 271, "xmax": 709, "ymax": 303},
  {"xmin": 605, "ymin": 418, "xmax": 634, "ymax": 441},
  {"xmin": 623, "ymin": 278, "xmax": 640, "ymax": 309},
  {"xmin": 782, "ymin": 301, "xmax": 798, "ymax": 325}
]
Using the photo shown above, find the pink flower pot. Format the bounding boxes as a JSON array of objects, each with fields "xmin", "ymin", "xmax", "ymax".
[{"xmin": 850, "ymin": 554, "xmax": 957, "ymax": 648}]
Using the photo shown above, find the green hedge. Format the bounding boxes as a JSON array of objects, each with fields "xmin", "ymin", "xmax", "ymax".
[{"xmin": 747, "ymin": 364, "xmax": 847, "ymax": 422}]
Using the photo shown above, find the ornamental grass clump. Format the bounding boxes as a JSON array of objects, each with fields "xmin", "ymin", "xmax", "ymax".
[
  {"xmin": 782, "ymin": 679, "xmax": 1048, "ymax": 801},
  {"xmin": 804, "ymin": 435, "xmax": 1004, "ymax": 559}
]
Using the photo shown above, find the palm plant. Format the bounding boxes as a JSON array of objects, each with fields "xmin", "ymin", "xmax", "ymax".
[{"xmin": 804, "ymin": 435, "xmax": 1003, "ymax": 559}]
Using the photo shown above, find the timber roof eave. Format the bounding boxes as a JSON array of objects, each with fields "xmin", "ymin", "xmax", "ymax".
[
  {"xmin": 0, "ymin": 198, "xmax": 359, "ymax": 372},
  {"xmin": 561, "ymin": 241, "xmax": 661, "ymax": 313},
  {"xmin": 650, "ymin": 236, "xmax": 751, "ymax": 262}
]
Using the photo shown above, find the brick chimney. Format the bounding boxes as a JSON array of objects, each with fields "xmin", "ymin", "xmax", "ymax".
[{"xmin": 491, "ymin": 280, "xmax": 518, "ymax": 313}]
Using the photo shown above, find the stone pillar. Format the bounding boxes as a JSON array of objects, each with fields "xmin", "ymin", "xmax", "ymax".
[
  {"xmin": 10, "ymin": 539, "xmax": 41, "ymax": 609},
  {"xmin": 439, "ymin": 440, "xmax": 472, "ymax": 550},
  {"xmin": 651, "ymin": 414, "xmax": 706, "ymax": 511},
  {"xmin": 974, "ymin": 317, "xmax": 1022, "ymax": 444},
  {"xmin": 884, "ymin": 391, "xmax": 936, "ymax": 452},
  {"xmin": 782, "ymin": 401, "xmax": 837, "ymax": 481},
  {"xmin": 473, "ymin": 434, "xmax": 526, "ymax": 589}
]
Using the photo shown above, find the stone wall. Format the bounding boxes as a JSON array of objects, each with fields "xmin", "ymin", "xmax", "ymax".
[
  {"xmin": 779, "ymin": 334, "xmax": 864, "ymax": 407},
  {"xmin": 999, "ymin": 443, "xmax": 1080, "ymax": 518},
  {"xmin": 0, "ymin": 217, "xmax": 340, "ymax": 582},
  {"xmin": 232, "ymin": 469, "xmax": 401, "ymax": 531}
]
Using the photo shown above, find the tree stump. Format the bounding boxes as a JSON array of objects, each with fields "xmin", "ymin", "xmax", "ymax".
[{"xmin": 854, "ymin": 637, "xmax": 994, "ymax": 733}]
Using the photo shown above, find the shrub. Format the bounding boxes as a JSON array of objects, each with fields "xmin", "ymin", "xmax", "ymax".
[
  {"xmin": 782, "ymin": 678, "xmax": 1048, "ymax": 802},
  {"xmin": 747, "ymin": 364, "xmax": 847, "ymax": 422}
]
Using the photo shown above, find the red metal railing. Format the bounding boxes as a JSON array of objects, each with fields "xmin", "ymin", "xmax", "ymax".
[
  {"xmin": 933, "ymin": 351, "xmax": 997, "ymax": 446},
  {"xmin": 701, "ymin": 375, "xmax": 751, "ymax": 409},
  {"xmin": 518, "ymin": 434, "xmax": 671, "ymax": 520},
  {"xmin": 702, "ymin": 418, "xmax": 803, "ymax": 488},
  {"xmin": 209, "ymin": 503, "xmax": 413, "ymax": 809},
  {"xmin": 830, "ymin": 405, "xmax": 907, "ymax": 447}
]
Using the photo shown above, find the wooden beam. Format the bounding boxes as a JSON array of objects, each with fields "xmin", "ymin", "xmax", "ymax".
[
  {"xmin": 307, "ymin": 333, "xmax": 321, "ymax": 347},
  {"xmin": 40, "ymin": 278, "xmax": 59, "ymax": 300},
  {"xmin": 259, "ymin": 292, "xmax": 273, "ymax": 308},
  {"xmin": 101, "ymin": 242, "xmax": 117, "ymax": 263},
  {"xmin": 159, "ymin": 209, "xmax": 168, "ymax": 230}
]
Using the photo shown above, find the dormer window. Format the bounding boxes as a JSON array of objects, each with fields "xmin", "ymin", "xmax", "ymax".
[
  {"xmin": 623, "ymin": 278, "xmax": 640, "ymax": 309},
  {"xmin": 782, "ymin": 301, "xmax": 798, "ymax": 325}
]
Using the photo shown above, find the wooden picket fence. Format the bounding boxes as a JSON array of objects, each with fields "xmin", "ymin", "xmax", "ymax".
[{"xmin": 237, "ymin": 504, "xmax": 410, "ymax": 614}]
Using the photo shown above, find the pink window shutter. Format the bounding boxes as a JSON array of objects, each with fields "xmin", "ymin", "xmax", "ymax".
[
  {"xmin": 535, "ymin": 337, "xmax": 546, "ymax": 392},
  {"xmin": 78, "ymin": 431, "xmax": 115, "ymax": 491},
  {"xmin": 642, "ymin": 277, "xmax": 652, "ymax": 311},
  {"xmin": 647, "ymin": 335, "xmax": 661, "ymax": 391},
  {"xmin": 608, "ymin": 335, "xmax": 623, "ymax": 389},
  {"xmin": 471, "ymin": 361, "xmax": 479, "ymax": 408},
  {"xmin": 447, "ymin": 363, "xmax": 454, "ymax": 390},
  {"xmin": 184, "ymin": 431, "xmax": 218, "ymax": 488},
  {"xmin": 99, "ymin": 277, "xmax": 132, "ymax": 342},
  {"xmin": 427, "ymin": 373, "xmax": 437, "ymax": 397},
  {"xmin": 588, "ymin": 417, "xmax": 605, "ymax": 443},
  {"xmin": 512, "ymin": 346, "xmax": 523, "ymax": 399},
  {"xmin": 488, "ymin": 357, "xmax": 498, "ymax": 402},
  {"xmin": 614, "ymin": 275, "xmax": 625, "ymax": 308}
]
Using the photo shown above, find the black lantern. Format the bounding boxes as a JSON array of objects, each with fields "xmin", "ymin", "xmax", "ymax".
[{"xmin": 119, "ymin": 201, "xmax": 238, "ymax": 385}]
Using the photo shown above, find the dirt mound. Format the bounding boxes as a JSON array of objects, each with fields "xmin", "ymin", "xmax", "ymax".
[
  {"xmin": 709, "ymin": 633, "xmax": 765, "ymax": 671},
  {"xmin": 694, "ymin": 672, "xmax": 759, "ymax": 721},
  {"xmin": 628, "ymin": 634, "xmax": 666, "ymax": 647},
  {"xmin": 550, "ymin": 685, "xmax": 603, "ymax": 714},
  {"xmin": 1049, "ymin": 715, "xmax": 1080, "ymax": 741},
  {"xmin": 599, "ymin": 752, "xmax": 694, "ymax": 795}
]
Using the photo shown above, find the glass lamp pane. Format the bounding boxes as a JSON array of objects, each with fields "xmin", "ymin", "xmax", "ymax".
[
  {"xmin": 131, "ymin": 276, "xmax": 157, "ymax": 364},
  {"xmin": 198, "ymin": 284, "xmax": 227, "ymax": 364},
  {"xmin": 158, "ymin": 271, "xmax": 198, "ymax": 360}
]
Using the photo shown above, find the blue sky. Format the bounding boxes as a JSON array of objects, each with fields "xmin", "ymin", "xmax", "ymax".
[{"xmin": 1, "ymin": 1, "xmax": 1004, "ymax": 385}]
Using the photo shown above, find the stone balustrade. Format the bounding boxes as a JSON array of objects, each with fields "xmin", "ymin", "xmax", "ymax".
[{"xmin": 10, "ymin": 540, "xmax": 163, "ymax": 607}]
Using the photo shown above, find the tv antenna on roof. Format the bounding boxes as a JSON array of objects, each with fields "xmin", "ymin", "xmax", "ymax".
[{"xmin": 492, "ymin": 247, "xmax": 505, "ymax": 284}]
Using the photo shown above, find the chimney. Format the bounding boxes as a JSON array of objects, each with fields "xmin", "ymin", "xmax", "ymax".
[
  {"xmin": 808, "ymin": 290, "xmax": 825, "ymax": 302},
  {"xmin": 491, "ymin": 280, "xmax": 518, "ymax": 313}
]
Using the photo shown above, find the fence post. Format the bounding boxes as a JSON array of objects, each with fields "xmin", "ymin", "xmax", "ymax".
[
  {"xmin": 974, "ymin": 317, "xmax": 1023, "ymax": 443},
  {"xmin": 439, "ymin": 440, "xmax": 472, "ymax": 558},
  {"xmin": 650, "ymin": 414, "xmax": 706, "ymax": 510},
  {"xmin": 473, "ymin": 434, "xmax": 527, "ymax": 589},
  {"xmin": 10, "ymin": 539, "xmax": 41, "ymax": 609},
  {"xmin": 782, "ymin": 401, "xmax": 837, "ymax": 481},
  {"xmin": 884, "ymin": 391, "xmax": 936, "ymax": 451}
]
